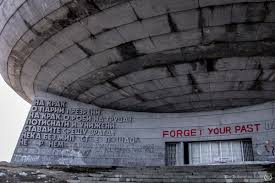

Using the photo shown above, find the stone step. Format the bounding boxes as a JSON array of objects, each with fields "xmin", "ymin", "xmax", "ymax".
[
  {"xmin": 97, "ymin": 170, "xmax": 272, "ymax": 176},
  {"xmin": 103, "ymin": 172, "xmax": 269, "ymax": 177},
  {"xmin": 88, "ymin": 173, "xmax": 267, "ymax": 179},
  {"xmin": 0, "ymin": 163, "xmax": 274, "ymax": 183},
  {"xmin": 109, "ymin": 170, "xmax": 266, "ymax": 174},
  {"xmin": 71, "ymin": 165, "xmax": 275, "ymax": 183},
  {"xmin": 77, "ymin": 177, "xmax": 268, "ymax": 183},
  {"xmin": 113, "ymin": 167, "xmax": 269, "ymax": 172}
]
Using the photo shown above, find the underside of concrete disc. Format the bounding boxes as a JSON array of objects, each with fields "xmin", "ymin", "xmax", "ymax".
[{"xmin": 1, "ymin": 0, "xmax": 275, "ymax": 113}]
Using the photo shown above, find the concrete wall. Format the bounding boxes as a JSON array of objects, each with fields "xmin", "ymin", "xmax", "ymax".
[{"xmin": 11, "ymin": 93, "xmax": 275, "ymax": 166}]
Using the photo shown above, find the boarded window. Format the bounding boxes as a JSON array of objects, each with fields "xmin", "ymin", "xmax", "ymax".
[{"xmin": 165, "ymin": 143, "xmax": 177, "ymax": 166}]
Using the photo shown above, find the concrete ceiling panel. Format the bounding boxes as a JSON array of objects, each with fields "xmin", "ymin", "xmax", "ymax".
[{"xmin": 1, "ymin": 0, "xmax": 275, "ymax": 112}]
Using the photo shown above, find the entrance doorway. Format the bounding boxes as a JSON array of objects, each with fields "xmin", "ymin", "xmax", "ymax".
[{"xmin": 165, "ymin": 139, "xmax": 253, "ymax": 166}]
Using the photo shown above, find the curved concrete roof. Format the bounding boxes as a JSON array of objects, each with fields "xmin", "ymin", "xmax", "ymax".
[{"xmin": 0, "ymin": 0, "xmax": 275, "ymax": 112}]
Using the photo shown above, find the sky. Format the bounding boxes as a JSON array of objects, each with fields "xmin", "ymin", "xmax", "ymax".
[{"xmin": 0, "ymin": 76, "xmax": 30, "ymax": 162}]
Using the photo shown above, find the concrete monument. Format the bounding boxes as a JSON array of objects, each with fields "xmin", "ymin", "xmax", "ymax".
[{"xmin": 0, "ymin": 0, "xmax": 275, "ymax": 166}]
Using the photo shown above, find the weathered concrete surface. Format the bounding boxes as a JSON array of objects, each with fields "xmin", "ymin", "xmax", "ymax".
[
  {"xmin": 1, "ymin": 0, "xmax": 275, "ymax": 112},
  {"xmin": 1, "ymin": 0, "xmax": 275, "ymax": 170},
  {"xmin": 11, "ymin": 93, "xmax": 275, "ymax": 167},
  {"xmin": 0, "ymin": 162, "xmax": 275, "ymax": 183}
]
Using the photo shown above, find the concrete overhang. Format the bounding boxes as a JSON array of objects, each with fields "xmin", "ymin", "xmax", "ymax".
[{"xmin": 0, "ymin": 0, "xmax": 275, "ymax": 112}]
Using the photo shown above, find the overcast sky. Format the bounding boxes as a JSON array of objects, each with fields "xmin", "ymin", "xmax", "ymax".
[{"xmin": 0, "ymin": 76, "xmax": 30, "ymax": 162}]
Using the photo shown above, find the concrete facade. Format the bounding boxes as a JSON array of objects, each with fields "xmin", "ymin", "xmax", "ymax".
[
  {"xmin": 0, "ymin": 0, "xmax": 275, "ymax": 166},
  {"xmin": 11, "ymin": 93, "xmax": 275, "ymax": 166}
]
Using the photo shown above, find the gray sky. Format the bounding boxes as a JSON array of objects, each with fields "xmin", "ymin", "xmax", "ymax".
[{"xmin": 0, "ymin": 76, "xmax": 30, "ymax": 162}]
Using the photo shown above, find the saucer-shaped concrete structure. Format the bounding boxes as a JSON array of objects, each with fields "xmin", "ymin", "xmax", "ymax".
[
  {"xmin": 1, "ymin": 0, "xmax": 275, "ymax": 166},
  {"xmin": 1, "ymin": 0, "xmax": 275, "ymax": 112}
]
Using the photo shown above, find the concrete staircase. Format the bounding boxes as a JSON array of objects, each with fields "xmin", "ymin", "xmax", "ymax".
[
  {"xmin": 1, "ymin": 162, "xmax": 275, "ymax": 183},
  {"xmin": 70, "ymin": 164, "xmax": 275, "ymax": 183}
]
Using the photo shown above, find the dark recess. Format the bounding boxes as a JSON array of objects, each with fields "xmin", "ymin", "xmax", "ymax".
[{"xmin": 117, "ymin": 42, "xmax": 139, "ymax": 60}]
